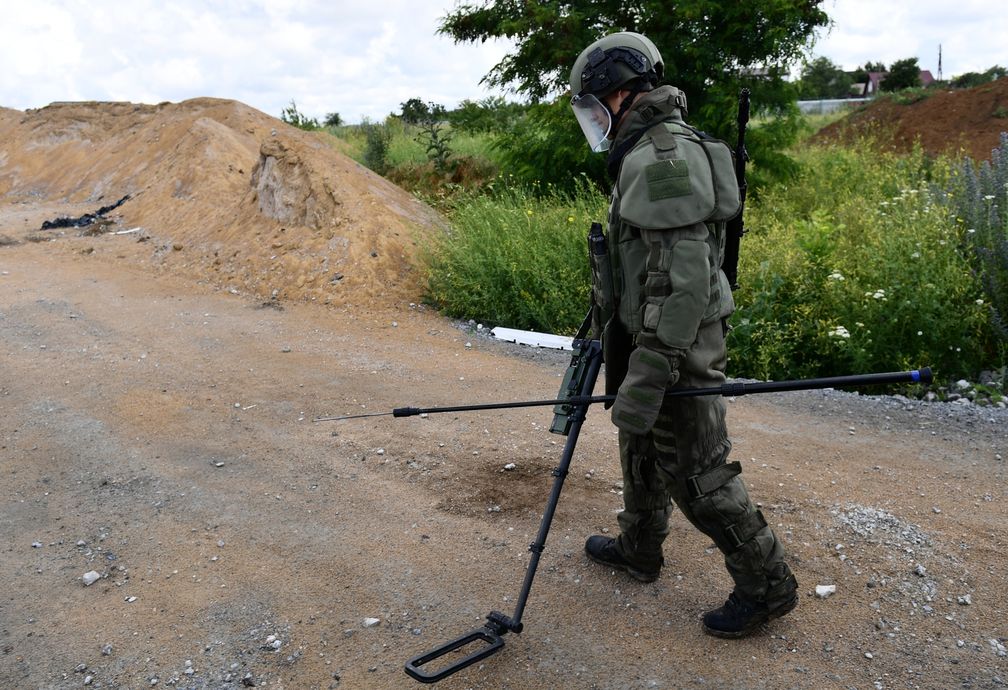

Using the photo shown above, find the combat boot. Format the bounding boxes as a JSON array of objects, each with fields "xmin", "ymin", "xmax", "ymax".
[
  {"xmin": 701, "ymin": 573, "xmax": 798, "ymax": 638},
  {"xmin": 584, "ymin": 535, "xmax": 662, "ymax": 583}
]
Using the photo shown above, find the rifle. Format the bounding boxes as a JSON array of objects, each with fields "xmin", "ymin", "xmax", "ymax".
[{"xmin": 723, "ymin": 88, "xmax": 750, "ymax": 291}]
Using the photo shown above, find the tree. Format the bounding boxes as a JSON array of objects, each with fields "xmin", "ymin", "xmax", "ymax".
[
  {"xmin": 880, "ymin": 57, "xmax": 921, "ymax": 92},
  {"xmin": 399, "ymin": 98, "xmax": 432, "ymax": 125},
  {"xmin": 439, "ymin": 0, "xmax": 830, "ymax": 187},
  {"xmin": 441, "ymin": 2, "xmax": 826, "ymax": 120},
  {"xmin": 323, "ymin": 112, "xmax": 343, "ymax": 127},
  {"xmin": 798, "ymin": 56, "xmax": 849, "ymax": 99}
]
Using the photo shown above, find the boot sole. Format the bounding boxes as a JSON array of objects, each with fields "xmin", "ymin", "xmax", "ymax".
[
  {"xmin": 586, "ymin": 552, "xmax": 660, "ymax": 583},
  {"xmin": 701, "ymin": 594, "xmax": 799, "ymax": 639}
]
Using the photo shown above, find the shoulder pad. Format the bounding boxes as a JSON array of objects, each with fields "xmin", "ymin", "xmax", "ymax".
[{"xmin": 618, "ymin": 123, "xmax": 740, "ymax": 230}]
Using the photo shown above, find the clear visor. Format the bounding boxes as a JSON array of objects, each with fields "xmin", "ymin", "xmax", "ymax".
[{"xmin": 571, "ymin": 94, "xmax": 612, "ymax": 153}]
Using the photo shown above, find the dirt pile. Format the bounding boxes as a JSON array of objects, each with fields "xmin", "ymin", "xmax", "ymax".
[
  {"xmin": 814, "ymin": 77, "xmax": 1008, "ymax": 161},
  {"xmin": 0, "ymin": 98, "xmax": 442, "ymax": 307}
]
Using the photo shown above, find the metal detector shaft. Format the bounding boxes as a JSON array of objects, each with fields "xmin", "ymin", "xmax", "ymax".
[
  {"xmin": 404, "ymin": 339, "xmax": 604, "ymax": 683},
  {"xmin": 387, "ymin": 367, "xmax": 932, "ymax": 419}
]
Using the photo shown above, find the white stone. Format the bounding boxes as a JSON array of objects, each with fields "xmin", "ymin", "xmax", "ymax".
[
  {"xmin": 958, "ymin": 594, "xmax": 972, "ymax": 605},
  {"xmin": 503, "ymin": 463, "xmax": 516, "ymax": 471},
  {"xmin": 815, "ymin": 584, "xmax": 837, "ymax": 598},
  {"xmin": 82, "ymin": 571, "xmax": 101, "ymax": 586},
  {"xmin": 363, "ymin": 617, "xmax": 380, "ymax": 627}
]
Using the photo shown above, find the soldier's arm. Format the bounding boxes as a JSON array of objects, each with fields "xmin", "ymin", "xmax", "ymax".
[{"xmin": 634, "ymin": 222, "xmax": 710, "ymax": 358}]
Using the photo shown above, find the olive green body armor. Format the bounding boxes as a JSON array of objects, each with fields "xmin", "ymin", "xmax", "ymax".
[{"xmin": 591, "ymin": 86, "xmax": 794, "ymax": 605}]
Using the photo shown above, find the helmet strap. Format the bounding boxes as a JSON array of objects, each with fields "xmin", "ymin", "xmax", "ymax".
[{"xmin": 610, "ymin": 88, "xmax": 642, "ymax": 131}]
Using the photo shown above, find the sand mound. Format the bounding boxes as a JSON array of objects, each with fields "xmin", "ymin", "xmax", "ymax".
[
  {"xmin": 0, "ymin": 98, "xmax": 443, "ymax": 307},
  {"xmin": 814, "ymin": 77, "xmax": 1008, "ymax": 161}
]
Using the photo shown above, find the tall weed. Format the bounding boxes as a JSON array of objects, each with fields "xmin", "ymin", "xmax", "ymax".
[
  {"xmin": 938, "ymin": 132, "xmax": 1008, "ymax": 343},
  {"xmin": 423, "ymin": 182, "xmax": 605, "ymax": 334},
  {"xmin": 731, "ymin": 141, "xmax": 994, "ymax": 380}
]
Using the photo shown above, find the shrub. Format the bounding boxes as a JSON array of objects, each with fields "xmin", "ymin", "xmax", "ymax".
[
  {"xmin": 730, "ymin": 141, "xmax": 995, "ymax": 381},
  {"xmin": 280, "ymin": 100, "xmax": 320, "ymax": 130},
  {"xmin": 423, "ymin": 182, "xmax": 605, "ymax": 333},
  {"xmin": 360, "ymin": 118, "xmax": 392, "ymax": 175}
]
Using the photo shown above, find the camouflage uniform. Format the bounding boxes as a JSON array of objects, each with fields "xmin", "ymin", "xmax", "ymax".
[{"xmin": 592, "ymin": 85, "xmax": 795, "ymax": 606}]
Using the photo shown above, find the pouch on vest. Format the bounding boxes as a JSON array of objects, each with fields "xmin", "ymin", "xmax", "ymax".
[{"xmin": 617, "ymin": 122, "xmax": 740, "ymax": 230}]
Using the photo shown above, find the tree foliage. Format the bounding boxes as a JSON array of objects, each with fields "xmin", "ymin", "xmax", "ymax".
[
  {"xmin": 951, "ymin": 66, "xmax": 1008, "ymax": 89},
  {"xmin": 448, "ymin": 96, "xmax": 527, "ymax": 133},
  {"xmin": 440, "ymin": 1, "xmax": 827, "ymax": 128},
  {"xmin": 881, "ymin": 57, "xmax": 922, "ymax": 92},
  {"xmin": 439, "ymin": 0, "xmax": 830, "ymax": 189},
  {"xmin": 798, "ymin": 56, "xmax": 850, "ymax": 99}
]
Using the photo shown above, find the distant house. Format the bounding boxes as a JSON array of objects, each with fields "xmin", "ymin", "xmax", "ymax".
[
  {"xmin": 853, "ymin": 70, "xmax": 936, "ymax": 97},
  {"xmin": 862, "ymin": 72, "xmax": 888, "ymax": 96}
]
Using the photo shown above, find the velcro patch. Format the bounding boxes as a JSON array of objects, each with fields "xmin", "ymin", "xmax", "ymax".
[{"xmin": 645, "ymin": 159, "xmax": 691, "ymax": 201}]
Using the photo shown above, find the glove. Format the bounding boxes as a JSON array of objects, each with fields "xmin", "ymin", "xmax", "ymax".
[{"xmin": 611, "ymin": 345, "xmax": 680, "ymax": 434}]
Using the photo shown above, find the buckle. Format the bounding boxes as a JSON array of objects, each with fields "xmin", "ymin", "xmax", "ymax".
[
  {"xmin": 686, "ymin": 475, "xmax": 703, "ymax": 499},
  {"xmin": 724, "ymin": 523, "xmax": 745, "ymax": 550}
]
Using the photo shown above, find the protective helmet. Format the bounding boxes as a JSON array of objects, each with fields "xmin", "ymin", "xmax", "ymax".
[{"xmin": 569, "ymin": 32, "xmax": 664, "ymax": 152}]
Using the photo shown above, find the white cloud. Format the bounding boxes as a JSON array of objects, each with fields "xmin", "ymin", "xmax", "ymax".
[
  {"xmin": 813, "ymin": 0, "xmax": 1006, "ymax": 77},
  {"xmin": 1, "ymin": 1, "xmax": 1003, "ymax": 122}
]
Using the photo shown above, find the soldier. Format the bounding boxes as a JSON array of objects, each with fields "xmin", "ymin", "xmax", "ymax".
[{"xmin": 569, "ymin": 31, "xmax": 798, "ymax": 637}]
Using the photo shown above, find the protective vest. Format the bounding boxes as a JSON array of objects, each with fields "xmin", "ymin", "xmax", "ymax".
[{"xmin": 590, "ymin": 87, "xmax": 739, "ymax": 391}]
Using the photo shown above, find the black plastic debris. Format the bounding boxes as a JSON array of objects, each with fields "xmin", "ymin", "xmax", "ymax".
[{"xmin": 40, "ymin": 194, "xmax": 131, "ymax": 230}]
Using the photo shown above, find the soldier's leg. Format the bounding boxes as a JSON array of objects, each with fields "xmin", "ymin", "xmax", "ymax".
[
  {"xmin": 657, "ymin": 321, "xmax": 796, "ymax": 634},
  {"xmin": 614, "ymin": 431, "xmax": 673, "ymax": 562},
  {"xmin": 585, "ymin": 431, "xmax": 671, "ymax": 582}
]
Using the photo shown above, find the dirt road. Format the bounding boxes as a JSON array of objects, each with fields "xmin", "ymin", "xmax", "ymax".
[{"xmin": 2, "ymin": 238, "xmax": 1006, "ymax": 689}]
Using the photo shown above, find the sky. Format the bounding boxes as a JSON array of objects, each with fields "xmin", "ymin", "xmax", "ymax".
[{"xmin": 1, "ymin": 1, "xmax": 1005, "ymax": 123}]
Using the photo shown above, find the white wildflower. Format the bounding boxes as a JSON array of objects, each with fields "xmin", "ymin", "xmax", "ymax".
[
  {"xmin": 872, "ymin": 289, "xmax": 886, "ymax": 300},
  {"xmin": 976, "ymin": 299, "xmax": 985, "ymax": 305},
  {"xmin": 911, "ymin": 251, "xmax": 921, "ymax": 259},
  {"xmin": 917, "ymin": 330, "xmax": 923, "ymax": 336},
  {"xmin": 828, "ymin": 271, "xmax": 845, "ymax": 281},
  {"xmin": 828, "ymin": 326, "xmax": 851, "ymax": 339}
]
